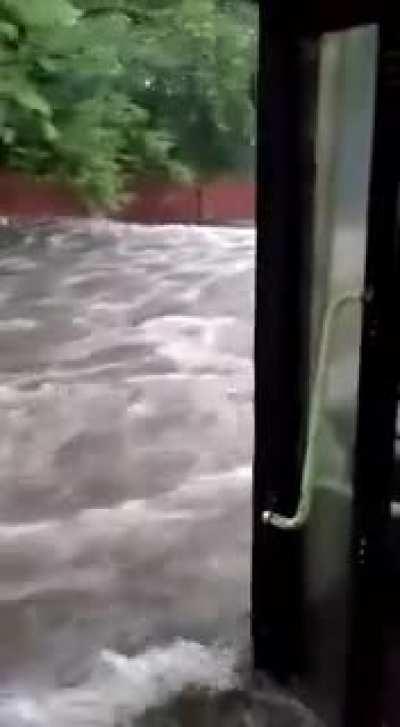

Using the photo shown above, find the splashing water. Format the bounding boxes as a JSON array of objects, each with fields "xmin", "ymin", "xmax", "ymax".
[{"xmin": 0, "ymin": 640, "xmax": 237, "ymax": 726}]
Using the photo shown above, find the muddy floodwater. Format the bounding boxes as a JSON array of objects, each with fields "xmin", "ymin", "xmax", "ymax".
[{"xmin": 0, "ymin": 221, "xmax": 319, "ymax": 726}]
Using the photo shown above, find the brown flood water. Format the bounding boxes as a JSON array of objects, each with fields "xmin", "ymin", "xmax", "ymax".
[{"xmin": 0, "ymin": 220, "xmax": 320, "ymax": 726}]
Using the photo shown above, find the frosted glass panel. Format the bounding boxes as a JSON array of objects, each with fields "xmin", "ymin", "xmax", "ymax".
[{"xmin": 301, "ymin": 25, "xmax": 378, "ymax": 727}]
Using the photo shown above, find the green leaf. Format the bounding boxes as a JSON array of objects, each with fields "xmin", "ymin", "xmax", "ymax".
[
  {"xmin": 0, "ymin": 126, "xmax": 15, "ymax": 144},
  {"xmin": 0, "ymin": 20, "xmax": 18, "ymax": 40},
  {"xmin": 12, "ymin": 84, "xmax": 51, "ymax": 116},
  {"xmin": 40, "ymin": 119, "xmax": 59, "ymax": 142},
  {"xmin": 0, "ymin": 0, "xmax": 81, "ymax": 27}
]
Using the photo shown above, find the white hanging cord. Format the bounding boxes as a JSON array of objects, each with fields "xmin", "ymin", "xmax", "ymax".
[{"xmin": 262, "ymin": 290, "xmax": 363, "ymax": 530}]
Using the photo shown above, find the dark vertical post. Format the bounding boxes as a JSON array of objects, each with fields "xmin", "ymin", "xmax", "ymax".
[
  {"xmin": 345, "ymin": 27, "xmax": 400, "ymax": 727},
  {"xmin": 252, "ymin": 10, "xmax": 316, "ymax": 678}
]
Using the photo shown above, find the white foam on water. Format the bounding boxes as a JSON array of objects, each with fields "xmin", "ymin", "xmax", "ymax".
[
  {"xmin": 0, "ymin": 465, "xmax": 251, "ymax": 544},
  {"xmin": 0, "ymin": 640, "xmax": 237, "ymax": 727},
  {"xmin": 63, "ymin": 271, "xmax": 111, "ymax": 288},
  {"xmin": 0, "ymin": 318, "xmax": 39, "ymax": 332},
  {"xmin": 138, "ymin": 314, "xmax": 250, "ymax": 373},
  {"xmin": 89, "ymin": 302, "xmax": 134, "ymax": 314},
  {"xmin": 0, "ymin": 463, "xmax": 250, "ymax": 601},
  {"xmin": 0, "ymin": 257, "xmax": 37, "ymax": 273}
]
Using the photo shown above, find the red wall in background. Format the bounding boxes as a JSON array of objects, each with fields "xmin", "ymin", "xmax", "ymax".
[
  {"xmin": 117, "ymin": 182, "xmax": 201, "ymax": 223},
  {"xmin": 0, "ymin": 171, "xmax": 255, "ymax": 224},
  {"xmin": 0, "ymin": 171, "xmax": 88, "ymax": 219},
  {"xmin": 201, "ymin": 179, "xmax": 256, "ymax": 223}
]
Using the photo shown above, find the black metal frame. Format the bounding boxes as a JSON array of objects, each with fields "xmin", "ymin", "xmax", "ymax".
[
  {"xmin": 252, "ymin": 6, "xmax": 316, "ymax": 679},
  {"xmin": 255, "ymin": 1, "xmax": 391, "ymax": 35},
  {"xmin": 345, "ymin": 27, "xmax": 400, "ymax": 726},
  {"xmin": 253, "ymin": 5, "xmax": 399, "ymax": 725}
]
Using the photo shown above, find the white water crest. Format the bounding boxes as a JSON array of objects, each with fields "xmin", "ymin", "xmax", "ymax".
[{"xmin": 0, "ymin": 640, "xmax": 237, "ymax": 726}]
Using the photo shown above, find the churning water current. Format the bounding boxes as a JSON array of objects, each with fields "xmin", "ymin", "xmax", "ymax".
[{"xmin": 0, "ymin": 220, "xmax": 320, "ymax": 726}]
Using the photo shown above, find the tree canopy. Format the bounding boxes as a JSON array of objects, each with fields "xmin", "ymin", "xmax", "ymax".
[{"xmin": 0, "ymin": 0, "xmax": 257, "ymax": 207}]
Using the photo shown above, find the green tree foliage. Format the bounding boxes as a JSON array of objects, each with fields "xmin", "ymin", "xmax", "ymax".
[{"xmin": 0, "ymin": 0, "xmax": 257, "ymax": 208}]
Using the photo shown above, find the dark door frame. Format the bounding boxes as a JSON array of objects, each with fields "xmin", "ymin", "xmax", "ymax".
[{"xmin": 253, "ymin": 7, "xmax": 399, "ymax": 725}]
